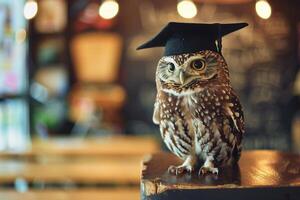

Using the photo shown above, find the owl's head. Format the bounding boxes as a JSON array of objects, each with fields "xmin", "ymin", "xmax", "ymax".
[{"xmin": 156, "ymin": 50, "xmax": 230, "ymax": 95}]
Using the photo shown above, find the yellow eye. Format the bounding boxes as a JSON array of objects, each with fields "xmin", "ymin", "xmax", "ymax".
[{"xmin": 191, "ymin": 59, "xmax": 205, "ymax": 70}]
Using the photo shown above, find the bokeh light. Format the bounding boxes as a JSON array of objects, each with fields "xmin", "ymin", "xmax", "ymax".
[
  {"xmin": 16, "ymin": 29, "xmax": 27, "ymax": 44},
  {"xmin": 255, "ymin": 0, "xmax": 272, "ymax": 19},
  {"xmin": 177, "ymin": 0, "xmax": 197, "ymax": 19},
  {"xmin": 23, "ymin": 0, "xmax": 38, "ymax": 20},
  {"xmin": 99, "ymin": 0, "xmax": 119, "ymax": 20}
]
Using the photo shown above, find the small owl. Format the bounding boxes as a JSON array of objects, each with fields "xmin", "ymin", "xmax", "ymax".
[
  {"xmin": 138, "ymin": 22, "xmax": 247, "ymax": 175},
  {"xmin": 153, "ymin": 50, "xmax": 244, "ymax": 175}
]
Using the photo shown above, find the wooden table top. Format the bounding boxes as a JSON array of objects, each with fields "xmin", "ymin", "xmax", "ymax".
[
  {"xmin": 141, "ymin": 150, "xmax": 300, "ymax": 197},
  {"xmin": 0, "ymin": 188, "xmax": 140, "ymax": 200}
]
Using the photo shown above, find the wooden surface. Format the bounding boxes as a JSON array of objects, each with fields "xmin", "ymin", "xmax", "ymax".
[
  {"xmin": 141, "ymin": 151, "xmax": 300, "ymax": 200},
  {"xmin": 0, "ymin": 136, "xmax": 158, "ymax": 199},
  {"xmin": 0, "ymin": 136, "xmax": 159, "ymax": 185},
  {"xmin": 0, "ymin": 157, "xmax": 141, "ymax": 184},
  {"xmin": 0, "ymin": 136, "xmax": 159, "ymax": 157},
  {"xmin": 0, "ymin": 188, "xmax": 140, "ymax": 200}
]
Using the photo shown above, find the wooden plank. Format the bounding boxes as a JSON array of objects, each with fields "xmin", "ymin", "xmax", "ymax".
[
  {"xmin": 0, "ymin": 156, "xmax": 142, "ymax": 184},
  {"xmin": 0, "ymin": 188, "xmax": 140, "ymax": 200},
  {"xmin": 141, "ymin": 150, "xmax": 300, "ymax": 200},
  {"xmin": 0, "ymin": 136, "xmax": 160, "ymax": 185},
  {"xmin": 0, "ymin": 136, "xmax": 159, "ymax": 157}
]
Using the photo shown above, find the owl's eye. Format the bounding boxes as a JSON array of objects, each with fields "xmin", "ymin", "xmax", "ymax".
[
  {"xmin": 168, "ymin": 63, "xmax": 175, "ymax": 72},
  {"xmin": 191, "ymin": 59, "xmax": 205, "ymax": 70}
]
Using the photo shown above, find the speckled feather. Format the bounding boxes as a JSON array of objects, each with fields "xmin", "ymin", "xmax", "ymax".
[{"xmin": 153, "ymin": 50, "xmax": 245, "ymax": 174}]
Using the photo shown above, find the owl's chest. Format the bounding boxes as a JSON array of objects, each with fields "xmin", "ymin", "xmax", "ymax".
[
  {"xmin": 160, "ymin": 93, "xmax": 219, "ymax": 120},
  {"xmin": 159, "ymin": 95, "xmax": 191, "ymax": 121},
  {"xmin": 159, "ymin": 91, "xmax": 224, "ymax": 140},
  {"xmin": 158, "ymin": 92, "xmax": 227, "ymax": 157}
]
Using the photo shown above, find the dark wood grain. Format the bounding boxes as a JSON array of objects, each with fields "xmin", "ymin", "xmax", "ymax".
[{"xmin": 141, "ymin": 150, "xmax": 300, "ymax": 200}]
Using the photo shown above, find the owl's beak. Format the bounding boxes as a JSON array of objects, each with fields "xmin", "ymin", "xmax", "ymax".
[{"xmin": 179, "ymin": 70, "xmax": 186, "ymax": 85}]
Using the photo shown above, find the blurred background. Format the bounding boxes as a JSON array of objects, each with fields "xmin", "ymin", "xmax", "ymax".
[{"xmin": 0, "ymin": 0, "xmax": 299, "ymax": 199}]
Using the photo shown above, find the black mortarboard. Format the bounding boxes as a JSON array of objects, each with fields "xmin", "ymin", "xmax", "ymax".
[{"xmin": 137, "ymin": 22, "xmax": 248, "ymax": 56}]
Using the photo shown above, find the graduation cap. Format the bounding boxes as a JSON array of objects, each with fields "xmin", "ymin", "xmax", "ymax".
[{"xmin": 137, "ymin": 22, "xmax": 248, "ymax": 56}]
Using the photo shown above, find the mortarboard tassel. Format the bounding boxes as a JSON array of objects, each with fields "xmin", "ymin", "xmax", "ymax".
[{"xmin": 217, "ymin": 23, "xmax": 222, "ymax": 54}]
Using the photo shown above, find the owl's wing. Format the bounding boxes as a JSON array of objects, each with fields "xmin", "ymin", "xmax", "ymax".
[
  {"xmin": 221, "ymin": 90, "xmax": 245, "ymax": 161},
  {"xmin": 190, "ymin": 87, "xmax": 245, "ymax": 143},
  {"xmin": 153, "ymin": 75, "xmax": 163, "ymax": 125},
  {"xmin": 223, "ymin": 91, "xmax": 245, "ymax": 137},
  {"xmin": 153, "ymin": 95, "xmax": 160, "ymax": 125}
]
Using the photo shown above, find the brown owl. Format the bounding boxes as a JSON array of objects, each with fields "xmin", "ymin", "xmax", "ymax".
[{"xmin": 138, "ymin": 22, "xmax": 247, "ymax": 175}]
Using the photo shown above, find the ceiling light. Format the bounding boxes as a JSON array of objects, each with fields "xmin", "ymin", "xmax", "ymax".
[
  {"xmin": 177, "ymin": 0, "xmax": 197, "ymax": 19},
  {"xmin": 99, "ymin": 0, "xmax": 119, "ymax": 20},
  {"xmin": 255, "ymin": 0, "xmax": 272, "ymax": 20},
  {"xmin": 24, "ymin": 0, "xmax": 38, "ymax": 20}
]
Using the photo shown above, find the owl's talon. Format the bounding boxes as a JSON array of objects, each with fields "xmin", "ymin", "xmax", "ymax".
[
  {"xmin": 168, "ymin": 165, "xmax": 194, "ymax": 175},
  {"xmin": 168, "ymin": 165, "xmax": 176, "ymax": 174},
  {"xmin": 198, "ymin": 166, "xmax": 219, "ymax": 175}
]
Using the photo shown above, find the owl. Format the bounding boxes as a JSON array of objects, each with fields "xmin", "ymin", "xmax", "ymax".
[{"xmin": 153, "ymin": 50, "xmax": 245, "ymax": 175}]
